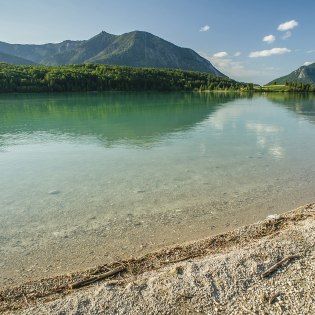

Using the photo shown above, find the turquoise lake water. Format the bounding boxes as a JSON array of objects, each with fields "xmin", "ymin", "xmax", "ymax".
[{"xmin": 1, "ymin": 92, "xmax": 315, "ymax": 286}]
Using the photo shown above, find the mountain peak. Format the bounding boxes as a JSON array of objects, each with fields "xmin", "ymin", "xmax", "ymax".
[
  {"xmin": 268, "ymin": 62, "xmax": 315, "ymax": 85},
  {"xmin": 98, "ymin": 30, "xmax": 114, "ymax": 36},
  {"xmin": 89, "ymin": 31, "xmax": 116, "ymax": 40}
]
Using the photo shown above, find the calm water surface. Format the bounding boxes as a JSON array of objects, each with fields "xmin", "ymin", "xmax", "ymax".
[{"xmin": 1, "ymin": 92, "xmax": 315, "ymax": 286}]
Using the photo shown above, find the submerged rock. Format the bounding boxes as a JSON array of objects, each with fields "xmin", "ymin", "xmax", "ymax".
[
  {"xmin": 134, "ymin": 190, "xmax": 146, "ymax": 194},
  {"xmin": 48, "ymin": 190, "xmax": 60, "ymax": 195}
]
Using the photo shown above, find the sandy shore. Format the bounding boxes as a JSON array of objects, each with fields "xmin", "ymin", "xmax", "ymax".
[{"xmin": 2, "ymin": 203, "xmax": 315, "ymax": 314}]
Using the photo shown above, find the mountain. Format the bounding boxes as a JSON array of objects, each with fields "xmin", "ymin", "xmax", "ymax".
[
  {"xmin": 268, "ymin": 63, "xmax": 315, "ymax": 85},
  {"xmin": 0, "ymin": 31, "xmax": 225, "ymax": 76},
  {"xmin": 0, "ymin": 51, "xmax": 36, "ymax": 65},
  {"xmin": 0, "ymin": 40, "xmax": 83, "ymax": 65}
]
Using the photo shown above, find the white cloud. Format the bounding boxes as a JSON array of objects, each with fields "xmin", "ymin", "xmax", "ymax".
[
  {"xmin": 262, "ymin": 34, "xmax": 275, "ymax": 44},
  {"xmin": 304, "ymin": 61, "xmax": 314, "ymax": 66},
  {"xmin": 277, "ymin": 20, "xmax": 298, "ymax": 31},
  {"xmin": 206, "ymin": 54, "xmax": 260, "ymax": 80},
  {"xmin": 199, "ymin": 25, "xmax": 210, "ymax": 32},
  {"xmin": 306, "ymin": 50, "xmax": 315, "ymax": 54},
  {"xmin": 211, "ymin": 57, "xmax": 243, "ymax": 73},
  {"xmin": 249, "ymin": 47, "xmax": 291, "ymax": 58},
  {"xmin": 282, "ymin": 31, "xmax": 291, "ymax": 40},
  {"xmin": 213, "ymin": 51, "xmax": 228, "ymax": 58},
  {"xmin": 201, "ymin": 48, "xmax": 279, "ymax": 83}
]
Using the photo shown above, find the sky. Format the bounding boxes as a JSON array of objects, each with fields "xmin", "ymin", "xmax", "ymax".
[{"xmin": 1, "ymin": 0, "xmax": 315, "ymax": 84}]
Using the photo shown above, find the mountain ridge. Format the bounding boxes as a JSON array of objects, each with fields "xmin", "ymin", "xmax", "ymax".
[
  {"xmin": 0, "ymin": 51, "xmax": 36, "ymax": 65},
  {"xmin": 268, "ymin": 62, "xmax": 315, "ymax": 85},
  {"xmin": 0, "ymin": 31, "xmax": 225, "ymax": 77}
]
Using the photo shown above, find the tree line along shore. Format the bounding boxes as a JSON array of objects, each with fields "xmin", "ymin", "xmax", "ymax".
[{"xmin": 0, "ymin": 63, "xmax": 314, "ymax": 93}]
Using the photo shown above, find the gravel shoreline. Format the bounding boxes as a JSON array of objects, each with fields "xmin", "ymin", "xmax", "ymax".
[{"xmin": 2, "ymin": 203, "xmax": 315, "ymax": 314}]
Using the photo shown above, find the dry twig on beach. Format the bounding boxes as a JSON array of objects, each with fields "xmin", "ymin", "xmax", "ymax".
[
  {"xmin": 160, "ymin": 255, "xmax": 193, "ymax": 264},
  {"xmin": 69, "ymin": 266, "xmax": 126, "ymax": 289},
  {"xmin": 261, "ymin": 255, "xmax": 299, "ymax": 278}
]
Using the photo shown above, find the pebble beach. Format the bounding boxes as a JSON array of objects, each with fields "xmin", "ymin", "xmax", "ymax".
[{"xmin": 1, "ymin": 203, "xmax": 314, "ymax": 314}]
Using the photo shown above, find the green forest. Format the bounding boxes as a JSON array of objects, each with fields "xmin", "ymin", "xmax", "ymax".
[
  {"xmin": 1, "ymin": 63, "xmax": 315, "ymax": 93},
  {"xmin": 0, "ymin": 63, "xmax": 246, "ymax": 93}
]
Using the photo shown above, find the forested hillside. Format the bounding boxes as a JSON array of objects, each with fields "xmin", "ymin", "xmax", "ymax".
[{"xmin": 0, "ymin": 63, "xmax": 245, "ymax": 93}]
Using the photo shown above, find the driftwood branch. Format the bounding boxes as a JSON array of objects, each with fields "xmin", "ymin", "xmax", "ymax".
[
  {"xmin": 69, "ymin": 266, "xmax": 126, "ymax": 289},
  {"xmin": 161, "ymin": 255, "xmax": 193, "ymax": 264},
  {"xmin": 262, "ymin": 255, "xmax": 299, "ymax": 278}
]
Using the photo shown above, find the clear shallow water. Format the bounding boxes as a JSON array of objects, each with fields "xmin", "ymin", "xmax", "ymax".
[{"xmin": 1, "ymin": 92, "xmax": 315, "ymax": 286}]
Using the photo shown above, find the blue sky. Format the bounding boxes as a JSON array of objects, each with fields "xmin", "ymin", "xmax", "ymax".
[{"xmin": 1, "ymin": 0, "xmax": 314, "ymax": 84}]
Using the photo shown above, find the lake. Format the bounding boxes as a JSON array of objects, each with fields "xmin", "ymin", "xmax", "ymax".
[{"xmin": 1, "ymin": 91, "xmax": 315, "ymax": 287}]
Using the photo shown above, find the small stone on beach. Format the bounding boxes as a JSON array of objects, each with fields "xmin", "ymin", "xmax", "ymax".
[{"xmin": 266, "ymin": 214, "xmax": 280, "ymax": 220}]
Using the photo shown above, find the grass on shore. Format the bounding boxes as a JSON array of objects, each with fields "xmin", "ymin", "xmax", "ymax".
[{"xmin": 254, "ymin": 85, "xmax": 290, "ymax": 92}]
